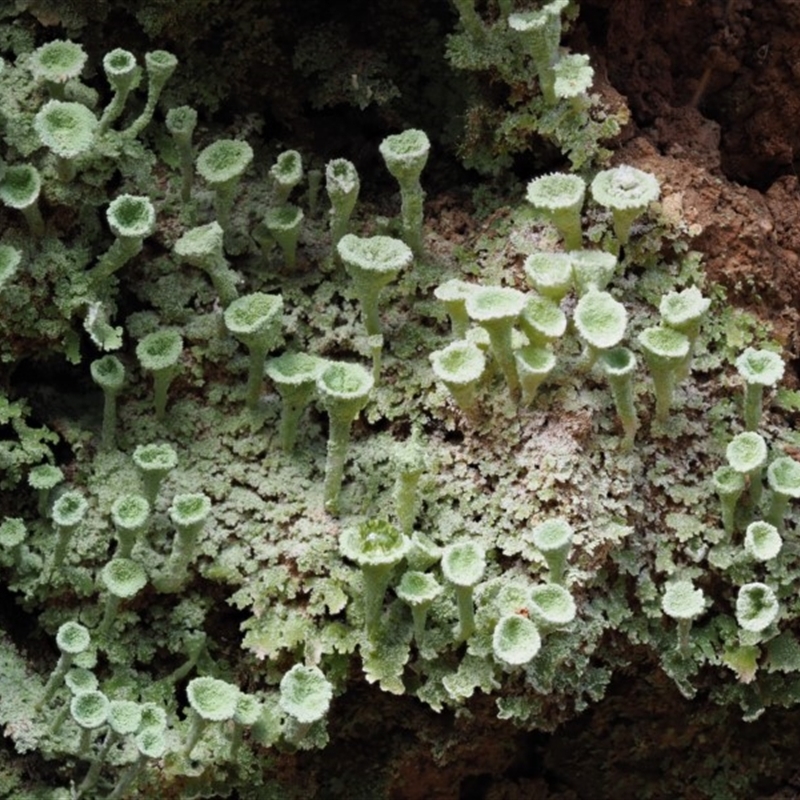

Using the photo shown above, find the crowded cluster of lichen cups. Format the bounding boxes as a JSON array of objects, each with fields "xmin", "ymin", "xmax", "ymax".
[
  {"xmin": 0, "ymin": 38, "xmax": 370, "ymax": 792},
  {"xmin": 1, "ymin": 28, "xmax": 799, "ymax": 798},
  {"xmin": 0, "ymin": 40, "xmax": 499, "ymax": 791},
  {"xmin": 432, "ymin": 165, "xmax": 695, "ymax": 440},
  {"xmin": 427, "ymin": 165, "xmax": 799, "ymax": 676}
]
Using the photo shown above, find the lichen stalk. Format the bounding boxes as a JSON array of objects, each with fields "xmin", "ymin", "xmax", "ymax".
[
  {"xmin": 600, "ymin": 348, "xmax": 638, "ymax": 449},
  {"xmin": 323, "ymin": 416, "xmax": 354, "ymax": 515},
  {"xmin": 125, "ymin": 50, "xmax": 178, "ymax": 139},
  {"xmin": 743, "ymin": 382, "xmax": 765, "ymax": 434},
  {"xmin": 454, "ymin": 584, "xmax": 476, "ymax": 642}
]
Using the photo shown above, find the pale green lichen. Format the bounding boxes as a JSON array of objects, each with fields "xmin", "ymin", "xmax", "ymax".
[{"xmin": 0, "ymin": 17, "xmax": 797, "ymax": 800}]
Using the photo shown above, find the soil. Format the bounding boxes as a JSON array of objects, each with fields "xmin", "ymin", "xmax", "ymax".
[
  {"xmin": 585, "ymin": 0, "xmax": 800, "ymax": 357},
  {"xmin": 302, "ymin": 667, "xmax": 800, "ymax": 799}
]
